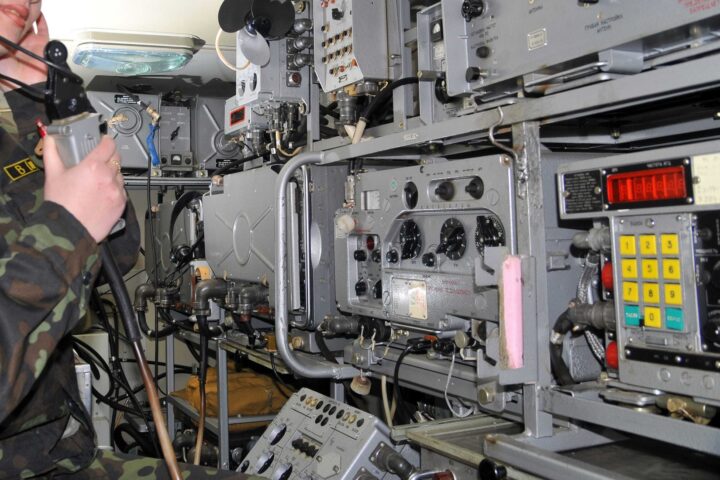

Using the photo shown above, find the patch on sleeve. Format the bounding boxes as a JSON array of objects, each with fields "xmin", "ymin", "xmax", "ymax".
[{"xmin": 4, "ymin": 157, "xmax": 39, "ymax": 182}]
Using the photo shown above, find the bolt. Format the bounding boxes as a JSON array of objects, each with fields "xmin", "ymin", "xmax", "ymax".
[
  {"xmin": 593, "ymin": 186, "xmax": 602, "ymax": 195},
  {"xmin": 610, "ymin": 128, "xmax": 621, "ymax": 139},
  {"xmin": 562, "ymin": 190, "xmax": 571, "ymax": 198}
]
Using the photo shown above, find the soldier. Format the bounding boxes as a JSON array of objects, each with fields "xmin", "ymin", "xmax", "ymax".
[{"xmin": 0, "ymin": 1, "xmax": 251, "ymax": 478}]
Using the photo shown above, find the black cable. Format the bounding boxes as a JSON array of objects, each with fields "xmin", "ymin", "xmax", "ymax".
[
  {"xmin": 360, "ymin": 77, "xmax": 420, "ymax": 124},
  {"xmin": 269, "ymin": 354, "xmax": 291, "ymax": 399},
  {"xmin": 0, "ymin": 72, "xmax": 44, "ymax": 99},
  {"xmin": 184, "ymin": 340, "xmax": 202, "ymax": 363},
  {"xmin": 114, "ymin": 421, "xmax": 157, "ymax": 457},
  {"xmin": 393, "ymin": 345, "xmax": 416, "ymax": 424},
  {"xmin": 0, "ymin": 34, "xmax": 83, "ymax": 82},
  {"xmin": 550, "ymin": 310, "xmax": 575, "ymax": 386}
]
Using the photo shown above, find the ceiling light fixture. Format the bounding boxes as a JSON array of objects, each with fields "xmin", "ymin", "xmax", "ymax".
[{"xmin": 72, "ymin": 30, "xmax": 205, "ymax": 75}]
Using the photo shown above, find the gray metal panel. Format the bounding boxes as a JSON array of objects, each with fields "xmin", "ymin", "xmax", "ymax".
[
  {"xmin": 541, "ymin": 388, "xmax": 720, "ymax": 457},
  {"xmin": 334, "ymin": 156, "xmax": 513, "ymax": 333},
  {"xmin": 313, "ymin": 0, "xmax": 389, "ymax": 93},
  {"xmin": 441, "ymin": 0, "xmax": 720, "ymax": 97},
  {"xmin": 240, "ymin": 388, "xmax": 414, "ymax": 479},
  {"xmin": 88, "ymin": 91, "xmax": 160, "ymax": 169},
  {"xmin": 203, "ymin": 166, "xmax": 279, "ymax": 288}
]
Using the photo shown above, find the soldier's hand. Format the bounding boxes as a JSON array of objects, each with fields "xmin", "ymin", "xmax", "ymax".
[{"xmin": 43, "ymin": 135, "xmax": 127, "ymax": 243}]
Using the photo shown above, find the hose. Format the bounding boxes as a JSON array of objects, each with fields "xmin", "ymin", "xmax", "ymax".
[
  {"xmin": 137, "ymin": 310, "xmax": 177, "ymax": 338},
  {"xmin": 100, "ymin": 245, "xmax": 181, "ymax": 480},
  {"xmin": 352, "ymin": 77, "xmax": 422, "ymax": 144},
  {"xmin": 193, "ymin": 334, "xmax": 209, "ymax": 465},
  {"xmin": 147, "ymin": 124, "xmax": 160, "ymax": 167},
  {"xmin": 549, "ymin": 310, "xmax": 575, "ymax": 386}
]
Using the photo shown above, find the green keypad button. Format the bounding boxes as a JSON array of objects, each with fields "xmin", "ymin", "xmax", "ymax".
[
  {"xmin": 624, "ymin": 305, "xmax": 641, "ymax": 327},
  {"xmin": 665, "ymin": 308, "xmax": 684, "ymax": 331}
]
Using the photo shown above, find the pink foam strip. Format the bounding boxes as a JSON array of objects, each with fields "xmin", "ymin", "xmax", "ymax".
[{"xmin": 502, "ymin": 255, "xmax": 524, "ymax": 369}]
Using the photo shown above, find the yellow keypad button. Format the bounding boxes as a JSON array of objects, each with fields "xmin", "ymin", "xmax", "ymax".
[
  {"xmin": 641, "ymin": 259, "xmax": 659, "ymax": 280},
  {"xmin": 643, "ymin": 283, "xmax": 660, "ymax": 304},
  {"xmin": 663, "ymin": 259, "xmax": 681, "ymax": 280},
  {"xmin": 639, "ymin": 235, "xmax": 657, "ymax": 255},
  {"xmin": 660, "ymin": 234, "xmax": 679, "ymax": 255},
  {"xmin": 623, "ymin": 282, "xmax": 639, "ymax": 303},
  {"xmin": 664, "ymin": 284, "xmax": 683, "ymax": 306},
  {"xmin": 619, "ymin": 235, "xmax": 636, "ymax": 256},
  {"xmin": 621, "ymin": 259, "xmax": 638, "ymax": 279},
  {"xmin": 644, "ymin": 307, "xmax": 662, "ymax": 328}
]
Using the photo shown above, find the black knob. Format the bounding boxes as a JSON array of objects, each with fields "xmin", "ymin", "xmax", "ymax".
[
  {"xmin": 292, "ymin": 438, "xmax": 303, "ymax": 450},
  {"xmin": 371, "ymin": 249, "xmax": 382, "ymax": 263},
  {"xmin": 239, "ymin": 460, "xmax": 249, "ymax": 472},
  {"xmin": 461, "ymin": 0, "xmax": 485, "ymax": 21},
  {"xmin": 422, "ymin": 253, "xmax": 436, "ymax": 267},
  {"xmin": 435, "ymin": 181, "xmax": 455, "ymax": 201},
  {"xmin": 479, "ymin": 459, "xmax": 508, "ymax": 480},
  {"xmin": 386, "ymin": 249, "xmax": 399, "ymax": 264},
  {"xmin": 354, "ymin": 250, "xmax": 368, "ymax": 262},
  {"xmin": 465, "ymin": 177, "xmax": 485, "ymax": 199},
  {"xmin": 703, "ymin": 311, "xmax": 720, "ymax": 344},
  {"xmin": 355, "ymin": 281, "xmax": 368, "ymax": 296},
  {"xmin": 711, "ymin": 261, "xmax": 720, "ymax": 289},
  {"xmin": 465, "ymin": 67, "xmax": 484, "ymax": 83},
  {"xmin": 331, "ymin": 8, "xmax": 343, "ymax": 20},
  {"xmin": 476, "ymin": 45, "xmax": 491, "ymax": 58},
  {"xmin": 372, "ymin": 280, "xmax": 382, "ymax": 299}
]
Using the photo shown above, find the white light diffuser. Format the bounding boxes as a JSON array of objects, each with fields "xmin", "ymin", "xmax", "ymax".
[{"xmin": 72, "ymin": 30, "xmax": 205, "ymax": 75}]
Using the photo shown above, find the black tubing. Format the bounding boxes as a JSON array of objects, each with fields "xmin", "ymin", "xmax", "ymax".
[
  {"xmin": 101, "ymin": 245, "xmax": 142, "ymax": 342},
  {"xmin": 360, "ymin": 77, "xmax": 419, "ymax": 122},
  {"xmin": 100, "ymin": 244, "xmax": 182, "ymax": 479},
  {"xmin": 137, "ymin": 310, "xmax": 178, "ymax": 338},
  {"xmin": 114, "ymin": 422, "xmax": 156, "ymax": 457},
  {"xmin": 550, "ymin": 310, "xmax": 576, "ymax": 386}
]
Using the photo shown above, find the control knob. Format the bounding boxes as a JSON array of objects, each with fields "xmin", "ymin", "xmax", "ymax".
[
  {"xmin": 355, "ymin": 281, "xmax": 368, "ymax": 296},
  {"xmin": 386, "ymin": 249, "xmax": 399, "ymax": 264},
  {"xmin": 353, "ymin": 249, "xmax": 368, "ymax": 262},
  {"xmin": 461, "ymin": 0, "xmax": 485, "ymax": 21}
]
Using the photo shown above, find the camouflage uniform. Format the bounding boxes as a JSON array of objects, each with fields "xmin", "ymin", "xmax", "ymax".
[{"xmin": 0, "ymin": 89, "xmax": 254, "ymax": 479}]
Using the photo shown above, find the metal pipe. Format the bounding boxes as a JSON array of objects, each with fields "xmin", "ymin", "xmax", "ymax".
[{"xmin": 275, "ymin": 152, "xmax": 357, "ymax": 379}]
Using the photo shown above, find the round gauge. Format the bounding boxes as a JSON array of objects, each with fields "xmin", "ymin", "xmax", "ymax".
[
  {"xmin": 475, "ymin": 215, "xmax": 506, "ymax": 254},
  {"xmin": 438, "ymin": 218, "xmax": 467, "ymax": 260},
  {"xmin": 399, "ymin": 219, "xmax": 423, "ymax": 260}
]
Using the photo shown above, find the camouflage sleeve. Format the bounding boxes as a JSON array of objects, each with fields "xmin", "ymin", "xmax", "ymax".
[{"xmin": 0, "ymin": 199, "xmax": 101, "ymax": 424}]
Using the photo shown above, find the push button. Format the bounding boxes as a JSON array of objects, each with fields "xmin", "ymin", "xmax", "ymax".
[
  {"xmin": 644, "ymin": 307, "xmax": 662, "ymax": 329},
  {"xmin": 643, "ymin": 283, "xmax": 660, "ymax": 304},
  {"xmin": 663, "ymin": 259, "xmax": 681, "ymax": 280},
  {"xmin": 664, "ymin": 284, "xmax": 682, "ymax": 306},
  {"xmin": 624, "ymin": 305, "xmax": 641, "ymax": 327},
  {"xmin": 641, "ymin": 259, "xmax": 659, "ymax": 280},
  {"xmin": 639, "ymin": 235, "xmax": 657, "ymax": 255},
  {"xmin": 666, "ymin": 308, "xmax": 684, "ymax": 331},
  {"xmin": 621, "ymin": 259, "xmax": 638, "ymax": 279},
  {"xmin": 623, "ymin": 282, "xmax": 639, "ymax": 303},
  {"xmin": 661, "ymin": 234, "xmax": 679, "ymax": 255},
  {"xmin": 619, "ymin": 236, "xmax": 636, "ymax": 256}
]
